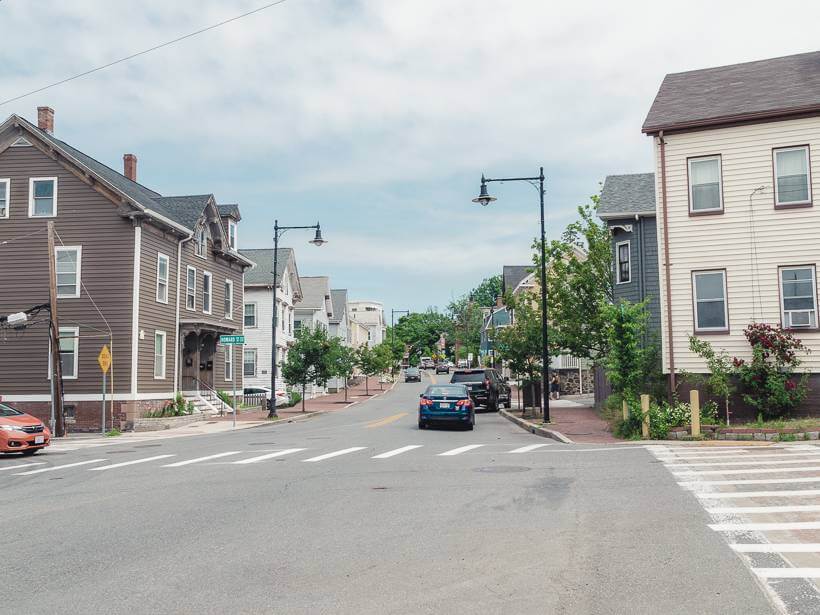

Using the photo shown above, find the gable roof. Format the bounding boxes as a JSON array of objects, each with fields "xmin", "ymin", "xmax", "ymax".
[
  {"xmin": 598, "ymin": 173, "xmax": 656, "ymax": 219},
  {"xmin": 643, "ymin": 51, "xmax": 820, "ymax": 134},
  {"xmin": 502, "ymin": 265, "xmax": 532, "ymax": 295},
  {"xmin": 329, "ymin": 289, "xmax": 348, "ymax": 324},
  {"xmin": 241, "ymin": 247, "xmax": 299, "ymax": 290},
  {"xmin": 218, "ymin": 204, "xmax": 241, "ymax": 220},
  {"xmin": 297, "ymin": 276, "xmax": 332, "ymax": 314}
]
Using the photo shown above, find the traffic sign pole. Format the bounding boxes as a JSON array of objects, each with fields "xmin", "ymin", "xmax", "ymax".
[
  {"xmin": 102, "ymin": 370, "xmax": 106, "ymax": 436},
  {"xmin": 97, "ymin": 345, "xmax": 112, "ymax": 435}
]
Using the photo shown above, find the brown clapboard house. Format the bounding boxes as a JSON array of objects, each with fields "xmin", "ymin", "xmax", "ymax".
[{"xmin": 0, "ymin": 107, "xmax": 253, "ymax": 431}]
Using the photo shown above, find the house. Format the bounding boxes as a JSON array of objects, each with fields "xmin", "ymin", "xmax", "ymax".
[
  {"xmin": 643, "ymin": 51, "xmax": 820, "ymax": 416},
  {"xmin": 502, "ymin": 265, "xmax": 534, "ymax": 297},
  {"xmin": 0, "ymin": 107, "xmax": 252, "ymax": 430},
  {"xmin": 348, "ymin": 300, "xmax": 385, "ymax": 347},
  {"xmin": 328, "ymin": 288, "xmax": 349, "ymax": 392},
  {"xmin": 240, "ymin": 248, "xmax": 302, "ymax": 391},
  {"xmin": 294, "ymin": 276, "xmax": 333, "ymax": 398},
  {"xmin": 598, "ymin": 173, "xmax": 661, "ymax": 339}
]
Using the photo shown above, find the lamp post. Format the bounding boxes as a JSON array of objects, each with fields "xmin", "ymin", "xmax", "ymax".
[
  {"xmin": 473, "ymin": 167, "xmax": 550, "ymax": 422},
  {"xmin": 269, "ymin": 220, "xmax": 327, "ymax": 418},
  {"xmin": 390, "ymin": 309, "xmax": 409, "ymax": 374}
]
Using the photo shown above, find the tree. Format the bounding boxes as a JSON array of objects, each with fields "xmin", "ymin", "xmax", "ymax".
[
  {"xmin": 602, "ymin": 300, "xmax": 651, "ymax": 403},
  {"xmin": 355, "ymin": 345, "xmax": 381, "ymax": 396},
  {"xmin": 688, "ymin": 336, "xmax": 735, "ymax": 425},
  {"xmin": 446, "ymin": 296, "xmax": 483, "ymax": 363},
  {"xmin": 393, "ymin": 311, "xmax": 454, "ymax": 363},
  {"xmin": 328, "ymin": 338, "xmax": 358, "ymax": 403},
  {"xmin": 470, "ymin": 275, "xmax": 503, "ymax": 307},
  {"xmin": 281, "ymin": 327, "xmax": 333, "ymax": 412},
  {"xmin": 372, "ymin": 343, "xmax": 394, "ymax": 390},
  {"xmin": 495, "ymin": 295, "xmax": 543, "ymax": 416}
]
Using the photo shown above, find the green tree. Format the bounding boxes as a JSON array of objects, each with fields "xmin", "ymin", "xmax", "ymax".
[
  {"xmin": 393, "ymin": 311, "xmax": 454, "ymax": 363},
  {"xmin": 495, "ymin": 295, "xmax": 543, "ymax": 415},
  {"xmin": 470, "ymin": 275, "xmax": 503, "ymax": 307},
  {"xmin": 372, "ymin": 342, "xmax": 395, "ymax": 391},
  {"xmin": 355, "ymin": 345, "xmax": 380, "ymax": 396},
  {"xmin": 446, "ymin": 296, "xmax": 483, "ymax": 363},
  {"xmin": 328, "ymin": 338, "xmax": 358, "ymax": 403},
  {"xmin": 281, "ymin": 327, "xmax": 333, "ymax": 412},
  {"xmin": 602, "ymin": 300, "xmax": 650, "ymax": 403},
  {"xmin": 688, "ymin": 336, "xmax": 735, "ymax": 425}
]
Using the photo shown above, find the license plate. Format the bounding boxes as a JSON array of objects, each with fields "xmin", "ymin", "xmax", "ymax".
[
  {"xmin": 439, "ymin": 403, "xmax": 451, "ymax": 409},
  {"xmin": 34, "ymin": 435, "xmax": 44, "ymax": 444}
]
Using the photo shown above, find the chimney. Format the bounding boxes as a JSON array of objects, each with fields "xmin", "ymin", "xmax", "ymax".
[
  {"xmin": 37, "ymin": 106, "xmax": 54, "ymax": 134},
  {"xmin": 495, "ymin": 294, "xmax": 504, "ymax": 308},
  {"xmin": 123, "ymin": 154, "xmax": 137, "ymax": 181}
]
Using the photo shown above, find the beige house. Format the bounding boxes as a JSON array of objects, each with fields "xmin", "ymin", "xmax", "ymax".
[{"xmin": 643, "ymin": 52, "xmax": 820, "ymax": 402}]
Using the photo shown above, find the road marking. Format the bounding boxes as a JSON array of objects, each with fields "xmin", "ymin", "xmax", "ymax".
[
  {"xmin": 657, "ymin": 453, "xmax": 820, "ymax": 462},
  {"xmin": 732, "ymin": 544, "xmax": 820, "ymax": 553},
  {"xmin": 0, "ymin": 462, "xmax": 46, "ymax": 472},
  {"xmin": 680, "ymin": 477, "xmax": 820, "ymax": 487},
  {"xmin": 372, "ymin": 445, "xmax": 423, "ymax": 459},
  {"xmin": 233, "ymin": 449, "xmax": 306, "ymax": 464},
  {"xmin": 366, "ymin": 413, "xmax": 408, "ymax": 428},
  {"xmin": 674, "ymin": 465, "xmax": 820, "ymax": 477},
  {"xmin": 705, "ymin": 504, "xmax": 820, "ymax": 514},
  {"xmin": 651, "ymin": 446, "xmax": 785, "ymax": 453},
  {"xmin": 14, "ymin": 459, "xmax": 107, "ymax": 475},
  {"xmin": 697, "ymin": 489, "xmax": 820, "ymax": 499},
  {"xmin": 162, "ymin": 451, "xmax": 242, "ymax": 467},
  {"xmin": 89, "ymin": 455, "xmax": 175, "ymax": 471},
  {"xmin": 753, "ymin": 568, "xmax": 820, "ymax": 579},
  {"xmin": 509, "ymin": 443, "xmax": 552, "ymax": 454},
  {"xmin": 665, "ymin": 457, "xmax": 820, "ymax": 468},
  {"xmin": 439, "ymin": 444, "xmax": 484, "ymax": 456},
  {"xmin": 709, "ymin": 521, "xmax": 820, "ymax": 532},
  {"xmin": 302, "ymin": 447, "xmax": 366, "ymax": 462}
]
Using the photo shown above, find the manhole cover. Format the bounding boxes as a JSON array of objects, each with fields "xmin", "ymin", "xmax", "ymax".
[{"xmin": 473, "ymin": 466, "xmax": 531, "ymax": 474}]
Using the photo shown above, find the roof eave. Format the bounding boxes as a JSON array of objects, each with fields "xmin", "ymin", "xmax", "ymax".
[
  {"xmin": 599, "ymin": 211, "xmax": 656, "ymax": 220},
  {"xmin": 642, "ymin": 104, "xmax": 820, "ymax": 135}
]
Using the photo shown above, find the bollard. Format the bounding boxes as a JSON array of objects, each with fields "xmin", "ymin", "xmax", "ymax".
[
  {"xmin": 641, "ymin": 394, "xmax": 650, "ymax": 439},
  {"xmin": 690, "ymin": 390, "xmax": 701, "ymax": 438},
  {"xmin": 622, "ymin": 399, "xmax": 628, "ymax": 421}
]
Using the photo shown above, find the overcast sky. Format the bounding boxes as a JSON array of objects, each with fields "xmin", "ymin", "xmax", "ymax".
[{"xmin": 2, "ymin": 1, "xmax": 819, "ymax": 316}]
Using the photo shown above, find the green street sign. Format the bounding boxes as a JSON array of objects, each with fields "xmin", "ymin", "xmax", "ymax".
[{"xmin": 219, "ymin": 335, "xmax": 245, "ymax": 345}]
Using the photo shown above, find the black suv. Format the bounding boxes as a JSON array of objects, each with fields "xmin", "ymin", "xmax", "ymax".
[{"xmin": 449, "ymin": 368, "xmax": 507, "ymax": 411}]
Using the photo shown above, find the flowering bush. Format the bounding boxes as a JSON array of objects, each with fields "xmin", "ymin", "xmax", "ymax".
[
  {"xmin": 614, "ymin": 398, "xmax": 719, "ymax": 440},
  {"xmin": 733, "ymin": 323, "xmax": 809, "ymax": 419}
]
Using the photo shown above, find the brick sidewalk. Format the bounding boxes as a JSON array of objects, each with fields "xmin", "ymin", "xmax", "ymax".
[{"xmin": 510, "ymin": 386, "xmax": 617, "ymax": 443}]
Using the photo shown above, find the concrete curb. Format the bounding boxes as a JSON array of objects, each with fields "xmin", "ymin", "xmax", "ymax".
[{"xmin": 499, "ymin": 409, "xmax": 575, "ymax": 444}]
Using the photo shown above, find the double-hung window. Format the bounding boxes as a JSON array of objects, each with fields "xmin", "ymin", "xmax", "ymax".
[
  {"xmin": 243, "ymin": 349, "xmax": 257, "ymax": 377},
  {"xmin": 228, "ymin": 220, "xmax": 237, "ymax": 250},
  {"xmin": 202, "ymin": 272, "xmax": 212, "ymax": 314},
  {"xmin": 156, "ymin": 253, "xmax": 169, "ymax": 304},
  {"xmin": 196, "ymin": 227, "xmax": 207, "ymax": 258},
  {"xmin": 774, "ymin": 146, "xmax": 812, "ymax": 207},
  {"xmin": 244, "ymin": 303, "xmax": 256, "ymax": 328},
  {"xmin": 0, "ymin": 179, "xmax": 9, "ymax": 218},
  {"xmin": 154, "ymin": 331, "xmax": 167, "ymax": 379},
  {"xmin": 55, "ymin": 246, "xmax": 81, "ymax": 298},
  {"xmin": 59, "ymin": 327, "xmax": 79, "ymax": 379},
  {"xmin": 29, "ymin": 177, "xmax": 57, "ymax": 217},
  {"xmin": 780, "ymin": 266, "xmax": 817, "ymax": 329},
  {"xmin": 616, "ymin": 241, "xmax": 630, "ymax": 284},
  {"xmin": 688, "ymin": 156, "xmax": 723, "ymax": 213},
  {"xmin": 224, "ymin": 280, "xmax": 233, "ymax": 319},
  {"xmin": 186, "ymin": 267, "xmax": 196, "ymax": 310},
  {"xmin": 692, "ymin": 270, "xmax": 728, "ymax": 332},
  {"xmin": 225, "ymin": 346, "xmax": 233, "ymax": 381}
]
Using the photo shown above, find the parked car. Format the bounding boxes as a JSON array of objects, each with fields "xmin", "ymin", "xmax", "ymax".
[
  {"xmin": 244, "ymin": 386, "xmax": 289, "ymax": 408},
  {"xmin": 418, "ymin": 384, "xmax": 474, "ymax": 430},
  {"xmin": 498, "ymin": 376, "xmax": 512, "ymax": 408},
  {"xmin": 457, "ymin": 359, "xmax": 469, "ymax": 368},
  {"xmin": 419, "ymin": 357, "xmax": 435, "ymax": 370},
  {"xmin": 435, "ymin": 362, "xmax": 450, "ymax": 374},
  {"xmin": 0, "ymin": 403, "xmax": 51, "ymax": 455},
  {"xmin": 449, "ymin": 368, "xmax": 505, "ymax": 411},
  {"xmin": 404, "ymin": 367, "xmax": 421, "ymax": 383}
]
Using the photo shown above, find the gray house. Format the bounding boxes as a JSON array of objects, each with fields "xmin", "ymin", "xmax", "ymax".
[{"xmin": 599, "ymin": 173, "xmax": 661, "ymax": 339}]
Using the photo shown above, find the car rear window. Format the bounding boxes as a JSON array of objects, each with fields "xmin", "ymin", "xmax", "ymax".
[
  {"xmin": 425, "ymin": 385, "xmax": 467, "ymax": 397},
  {"xmin": 0, "ymin": 403, "xmax": 23, "ymax": 417},
  {"xmin": 450, "ymin": 371, "xmax": 485, "ymax": 383}
]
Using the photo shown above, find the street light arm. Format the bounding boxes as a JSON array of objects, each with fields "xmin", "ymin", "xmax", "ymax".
[{"xmin": 484, "ymin": 175, "xmax": 542, "ymax": 183}]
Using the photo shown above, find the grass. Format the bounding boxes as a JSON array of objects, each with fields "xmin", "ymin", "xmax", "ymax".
[
  {"xmin": 733, "ymin": 417, "xmax": 820, "ymax": 431},
  {"xmin": 105, "ymin": 429, "xmax": 122, "ymax": 437}
]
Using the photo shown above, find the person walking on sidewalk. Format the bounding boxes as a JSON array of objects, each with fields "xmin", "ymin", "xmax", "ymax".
[{"xmin": 550, "ymin": 374, "xmax": 561, "ymax": 400}]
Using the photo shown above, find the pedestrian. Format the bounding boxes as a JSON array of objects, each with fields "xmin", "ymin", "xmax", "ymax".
[{"xmin": 550, "ymin": 374, "xmax": 560, "ymax": 400}]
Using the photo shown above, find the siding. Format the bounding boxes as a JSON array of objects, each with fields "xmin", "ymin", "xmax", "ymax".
[
  {"xmin": 654, "ymin": 115, "xmax": 820, "ymax": 373},
  {"xmin": 0, "ymin": 143, "xmax": 134, "ymax": 394}
]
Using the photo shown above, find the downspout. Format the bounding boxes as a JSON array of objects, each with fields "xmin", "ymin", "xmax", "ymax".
[
  {"xmin": 658, "ymin": 131, "xmax": 676, "ymax": 392},
  {"xmin": 173, "ymin": 232, "xmax": 195, "ymax": 393},
  {"xmin": 637, "ymin": 213, "xmax": 645, "ymax": 342}
]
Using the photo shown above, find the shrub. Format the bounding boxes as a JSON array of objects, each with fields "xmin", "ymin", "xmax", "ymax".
[{"xmin": 614, "ymin": 398, "xmax": 720, "ymax": 440}]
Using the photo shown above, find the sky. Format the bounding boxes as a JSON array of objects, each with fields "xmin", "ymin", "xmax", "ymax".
[{"xmin": 1, "ymin": 0, "xmax": 819, "ymax": 318}]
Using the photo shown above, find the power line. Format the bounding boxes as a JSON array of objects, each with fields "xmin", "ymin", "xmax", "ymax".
[{"xmin": 0, "ymin": 0, "xmax": 292, "ymax": 107}]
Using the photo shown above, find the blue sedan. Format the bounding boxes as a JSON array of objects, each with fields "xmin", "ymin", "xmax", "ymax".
[{"xmin": 418, "ymin": 384, "xmax": 475, "ymax": 430}]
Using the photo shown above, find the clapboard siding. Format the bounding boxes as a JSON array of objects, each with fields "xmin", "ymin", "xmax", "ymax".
[
  {"xmin": 0, "ymin": 144, "xmax": 134, "ymax": 394},
  {"xmin": 655, "ymin": 115, "xmax": 820, "ymax": 373}
]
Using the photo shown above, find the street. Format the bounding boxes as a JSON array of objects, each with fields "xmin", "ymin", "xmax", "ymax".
[{"xmin": 0, "ymin": 372, "xmax": 785, "ymax": 615}]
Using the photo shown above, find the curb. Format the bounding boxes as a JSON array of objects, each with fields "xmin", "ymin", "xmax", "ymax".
[{"xmin": 499, "ymin": 409, "xmax": 574, "ymax": 444}]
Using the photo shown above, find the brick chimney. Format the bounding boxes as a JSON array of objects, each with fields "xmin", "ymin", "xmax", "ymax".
[
  {"xmin": 37, "ymin": 106, "xmax": 54, "ymax": 134},
  {"xmin": 496, "ymin": 294, "xmax": 504, "ymax": 308},
  {"xmin": 123, "ymin": 154, "xmax": 137, "ymax": 181}
]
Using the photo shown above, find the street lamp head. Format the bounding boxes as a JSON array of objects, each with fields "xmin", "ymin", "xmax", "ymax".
[
  {"xmin": 472, "ymin": 177, "xmax": 496, "ymax": 207},
  {"xmin": 309, "ymin": 226, "xmax": 327, "ymax": 246}
]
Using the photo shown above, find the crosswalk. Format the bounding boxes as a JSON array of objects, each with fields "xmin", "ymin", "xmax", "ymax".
[{"xmin": 649, "ymin": 444, "xmax": 820, "ymax": 613}]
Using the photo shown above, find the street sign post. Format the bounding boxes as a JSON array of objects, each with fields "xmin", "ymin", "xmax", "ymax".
[
  {"xmin": 218, "ymin": 336, "xmax": 244, "ymax": 428},
  {"xmin": 98, "ymin": 345, "xmax": 112, "ymax": 435},
  {"xmin": 219, "ymin": 335, "xmax": 245, "ymax": 345}
]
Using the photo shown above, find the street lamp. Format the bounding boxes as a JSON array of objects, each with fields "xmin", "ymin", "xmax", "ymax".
[
  {"xmin": 472, "ymin": 167, "xmax": 550, "ymax": 422},
  {"xmin": 270, "ymin": 220, "xmax": 327, "ymax": 418},
  {"xmin": 391, "ymin": 309, "xmax": 409, "ymax": 374}
]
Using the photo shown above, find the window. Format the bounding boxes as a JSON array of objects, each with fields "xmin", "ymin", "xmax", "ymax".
[
  {"xmin": 156, "ymin": 253, "xmax": 169, "ymax": 303},
  {"xmin": 203, "ymin": 272, "xmax": 212, "ymax": 314},
  {"xmin": 692, "ymin": 270, "xmax": 728, "ymax": 332},
  {"xmin": 774, "ymin": 146, "xmax": 812, "ymax": 207},
  {"xmin": 289, "ymin": 308, "xmax": 293, "ymax": 334},
  {"xmin": 225, "ymin": 346, "xmax": 233, "ymax": 381},
  {"xmin": 616, "ymin": 241, "xmax": 630, "ymax": 284},
  {"xmin": 186, "ymin": 267, "xmax": 196, "ymax": 310},
  {"xmin": 59, "ymin": 327, "xmax": 79, "ymax": 379},
  {"xmin": 228, "ymin": 219, "xmax": 237, "ymax": 250},
  {"xmin": 780, "ymin": 266, "xmax": 817, "ymax": 329},
  {"xmin": 294, "ymin": 320, "xmax": 303, "ymax": 332},
  {"xmin": 195, "ymin": 227, "xmax": 207, "ymax": 258},
  {"xmin": 687, "ymin": 156, "xmax": 723, "ymax": 213},
  {"xmin": 154, "ymin": 331, "xmax": 166, "ymax": 379},
  {"xmin": 224, "ymin": 280, "xmax": 233, "ymax": 319},
  {"xmin": 243, "ymin": 349, "xmax": 257, "ymax": 377},
  {"xmin": 0, "ymin": 179, "xmax": 9, "ymax": 218},
  {"xmin": 29, "ymin": 177, "xmax": 57, "ymax": 217},
  {"xmin": 244, "ymin": 303, "xmax": 257, "ymax": 328},
  {"xmin": 55, "ymin": 246, "xmax": 81, "ymax": 298}
]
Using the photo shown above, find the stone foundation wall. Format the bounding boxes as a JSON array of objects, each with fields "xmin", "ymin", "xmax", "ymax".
[
  {"xmin": 9, "ymin": 398, "xmax": 174, "ymax": 432},
  {"xmin": 552, "ymin": 369, "xmax": 594, "ymax": 396}
]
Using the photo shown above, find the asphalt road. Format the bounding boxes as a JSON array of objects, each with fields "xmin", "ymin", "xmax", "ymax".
[{"xmin": 1, "ymin": 372, "xmax": 779, "ymax": 615}]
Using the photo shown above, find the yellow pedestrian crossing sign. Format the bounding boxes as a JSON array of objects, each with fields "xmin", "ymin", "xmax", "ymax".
[{"xmin": 98, "ymin": 345, "xmax": 112, "ymax": 374}]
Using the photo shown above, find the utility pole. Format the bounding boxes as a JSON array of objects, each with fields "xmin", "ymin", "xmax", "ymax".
[{"xmin": 47, "ymin": 222, "xmax": 66, "ymax": 437}]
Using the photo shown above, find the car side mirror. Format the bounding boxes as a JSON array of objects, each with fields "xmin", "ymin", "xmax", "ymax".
[{"xmin": 419, "ymin": 393, "xmax": 424, "ymax": 398}]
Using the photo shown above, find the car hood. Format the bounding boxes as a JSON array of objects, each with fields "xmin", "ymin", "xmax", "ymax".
[{"xmin": 0, "ymin": 413, "xmax": 43, "ymax": 426}]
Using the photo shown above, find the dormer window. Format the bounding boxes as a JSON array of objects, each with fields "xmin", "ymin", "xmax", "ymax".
[
  {"xmin": 195, "ymin": 227, "xmax": 207, "ymax": 258},
  {"xmin": 228, "ymin": 219, "xmax": 237, "ymax": 250}
]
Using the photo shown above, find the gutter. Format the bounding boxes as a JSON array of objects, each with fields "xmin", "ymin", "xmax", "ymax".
[
  {"xmin": 658, "ymin": 131, "xmax": 676, "ymax": 392},
  {"xmin": 173, "ymin": 232, "xmax": 195, "ymax": 393}
]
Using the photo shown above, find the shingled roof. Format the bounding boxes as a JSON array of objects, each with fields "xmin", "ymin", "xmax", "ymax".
[
  {"xmin": 329, "ymin": 289, "xmax": 348, "ymax": 324},
  {"xmin": 502, "ymin": 265, "xmax": 532, "ymax": 295},
  {"xmin": 241, "ymin": 248, "xmax": 293, "ymax": 286},
  {"xmin": 298, "ymin": 277, "xmax": 332, "ymax": 315},
  {"xmin": 598, "ymin": 173, "xmax": 656, "ymax": 219},
  {"xmin": 643, "ymin": 51, "xmax": 820, "ymax": 134}
]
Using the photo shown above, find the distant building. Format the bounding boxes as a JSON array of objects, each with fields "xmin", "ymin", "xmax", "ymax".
[{"xmin": 348, "ymin": 300, "xmax": 385, "ymax": 347}]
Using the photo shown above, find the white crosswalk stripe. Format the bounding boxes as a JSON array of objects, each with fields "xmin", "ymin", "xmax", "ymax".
[
  {"xmin": 754, "ymin": 568, "xmax": 820, "ymax": 579},
  {"xmin": 372, "ymin": 445, "xmax": 423, "ymax": 459},
  {"xmin": 666, "ymin": 457, "xmax": 820, "ymax": 468},
  {"xmin": 674, "ymin": 465, "xmax": 820, "ymax": 476},
  {"xmin": 14, "ymin": 459, "xmax": 107, "ymax": 475},
  {"xmin": 303, "ymin": 447, "xmax": 366, "ymax": 463},
  {"xmin": 732, "ymin": 544, "xmax": 820, "ymax": 553},
  {"xmin": 162, "ymin": 451, "xmax": 242, "ymax": 467},
  {"xmin": 0, "ymin": 462, "xmax": 45, "ymax": 472},
  {"xmin": 439, "ymin": 444, "xmax": 484, "ymax": 456},
  {"xmin": 697, "ymin": 489, "xmax": 820, "ymax": 499},
  {"xmin": 89, "ymin": 455, "xmax": 176, "ymax": 471},
  {"xmin": 233, "ymin": 449, "xmax": 306, "ymax": 464},
  {"xmin": 705, "ymin": 504, "xmax": 820, "ymax": 514},
  {"xmin": 679, "ymin": 476, "xmax": 820, "ymax": 487},
  {"xmin": 659, "ymin": 453, "xmax": 820, "ymax": 463},
  {"xmin": 509, "ymin": 443, "xmax": 551, "ymax": 454},
  {"xmin": 709, "ymin": 521, "xmax": 820, "ymax": 532}
]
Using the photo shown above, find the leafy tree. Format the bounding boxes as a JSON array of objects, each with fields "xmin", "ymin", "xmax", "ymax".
[
  {"xmin": 355, "ymin": 345, "xmax": 381, "ymax": 396},
  {"xmin": 393, "ymin": 311, "xmax": 454, "ymax": 363},
  {"xmin": 688, "ymin": 336, "xmax": 735, "ymax": 425},
  {"xmin": 372, "ymin": 343, "xmax": 395, "ymax": 390},
  {"xmin": 602, "ymin": 300, "xmax": 650, "ymax": 403},
  {"xmin": 281, "ymin": 327, "xmax": 333, "ymax": 412},
  {"xmin": 495, "ymin": 295, "xmax": 543, "ymax": 415},
  {"xmin": 446, "ymin": 296, "xmax": 483, "ymax": 363},
  {"xmin": 328, "ymin": 338, "xmax": 358, "ymax": 403},
  {"xmin": 470, "ymin": 275, "xmax": 503, "ymax": 307}
]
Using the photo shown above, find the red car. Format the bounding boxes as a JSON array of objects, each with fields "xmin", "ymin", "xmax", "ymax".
[{"xmin": 0, "ymin": 403, "xmax": 51, "ymax": 455}]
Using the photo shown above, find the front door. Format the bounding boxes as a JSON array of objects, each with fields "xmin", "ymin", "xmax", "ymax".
[
  {"xmin": 199, "ymin": 333, "xmax": 215, "ymax": 389},
  {"xmin": 182, "ymin": 332, "xmax": 199, "ymax": 392}
]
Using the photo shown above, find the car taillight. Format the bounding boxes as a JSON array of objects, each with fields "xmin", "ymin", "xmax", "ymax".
[
  {"xmin": 420, "ymin": 398, "xmax": 433, "ymax": 406},
  {"xmin": 456, "ymin": 399, "xmax": 470, "ymax": 407}
]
